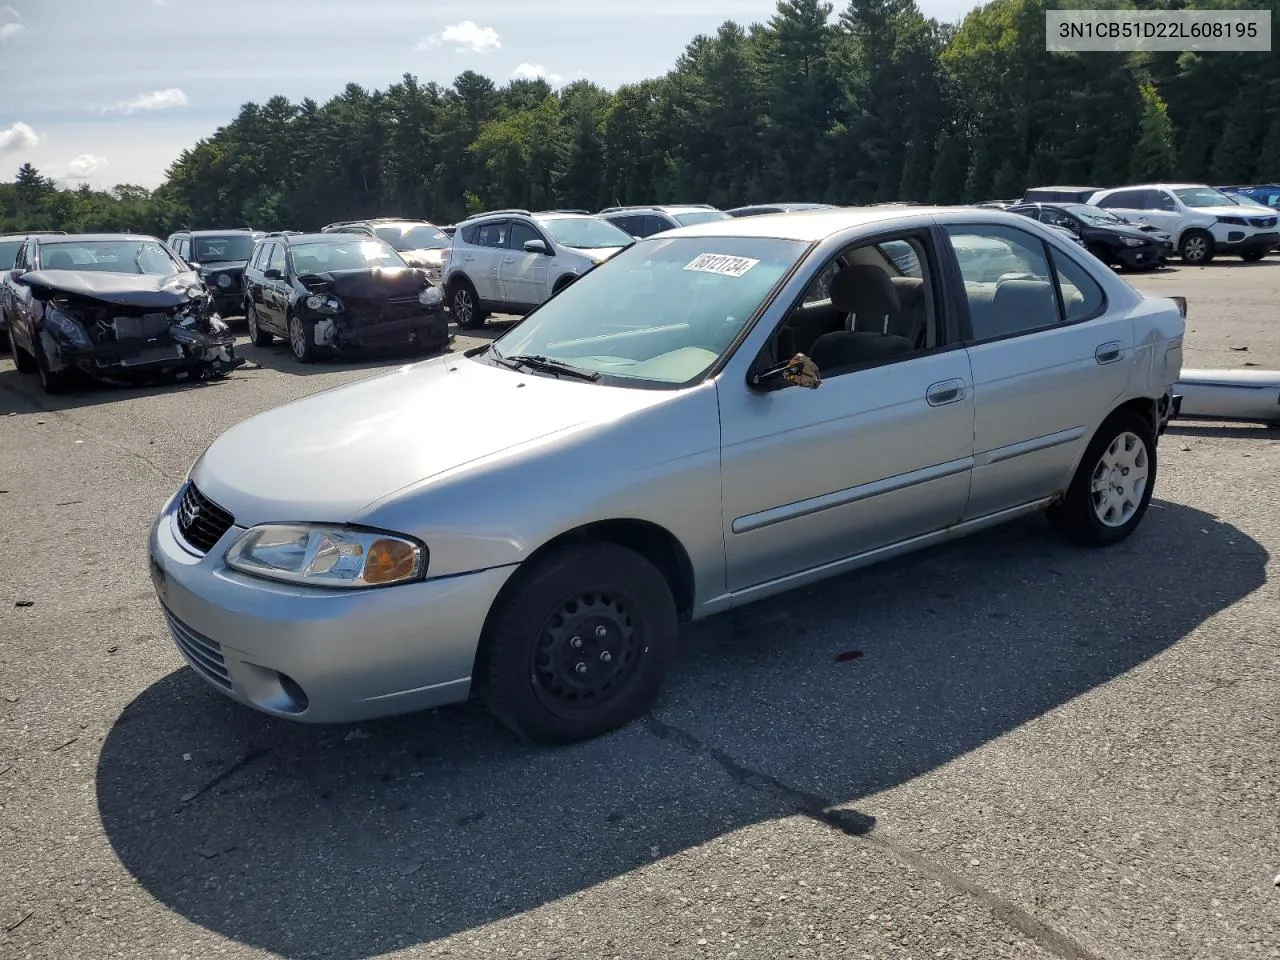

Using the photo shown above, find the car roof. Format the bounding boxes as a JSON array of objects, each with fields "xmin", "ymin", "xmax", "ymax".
[
  {"xmin": 651, "ymin": 205, "xmax": 1021, "ymax": 242},
  {"xmin": 531, "ymin": 212, "xmax": 598, "ymax": 222},
  {"xmin": 39, "ymin": 233, "xmax": 161, "ymax": 243},
  {"xmin": 281, "ymin": 232, "xmax": 366, "ymax": 243},
  {"xmin": 1098, "ymin": 183, "xmax": 1209, "ymax": 193},
  {"xmin": 1024, "ymin": 186, "xmax": 1099, "ymax": 191},
  {"xmin": 183, "ymin": 229, "xmax": 260, "ymax": 236}
]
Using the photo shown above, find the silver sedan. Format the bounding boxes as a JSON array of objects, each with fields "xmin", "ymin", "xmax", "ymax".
[{"xmin": 148, "ymin": 206, "xmax": 1185, "ymax": 743}]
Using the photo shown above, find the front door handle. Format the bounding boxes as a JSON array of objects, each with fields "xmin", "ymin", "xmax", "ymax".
[
  {"xmin": 503, "ymin": 256, "xmax": 516, "ymax": 263},
  {"xmin": 1095, "ymin": 341, "xmax": 1123, "ymax": 364},
  {"xmin": 926, "ymin": 378, "xmax": 966, "ymax": 406}
]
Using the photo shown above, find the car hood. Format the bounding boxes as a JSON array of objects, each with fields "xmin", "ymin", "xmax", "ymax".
[
  {"xmin": 200, "ymin": 259, "xmax": 249, "ymax": 273},
  {"xmin": 397, "ymin": 248, "xmax": 446, "ymax": 268},
  {"xmin": 190, "ymin": 354, "xmax": 664, "ymax": 527},
  {"xmin": 573, "ymin": 246, "xmax": 627, "ymax": 264},
  {"xmin": 1198, "ymin": 204, "xmax": 1275, "ymax": 218},
  {"xmin": 297, "ymin": 266, "xmax": 427, "ymax": 298},
  {"xmin": 1095, "ymin": 223, "xmax": 1162, "ymax": 242},
  {"xmin": 20, "ymin": 269, "xmax": 203, "ymax": 306}
]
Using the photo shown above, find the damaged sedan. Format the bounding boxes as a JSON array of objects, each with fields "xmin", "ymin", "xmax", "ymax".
[
  {"xmin": 4, "ymin": 233, "xmax": 242, "ymax": 394},
  {"xmin": 242, "ymin": 232, "xmax": 450, "ymax": 363}
]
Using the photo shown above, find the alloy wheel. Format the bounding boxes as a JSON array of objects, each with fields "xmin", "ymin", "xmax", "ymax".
[
  {"xmin": 1183, "ymin": 235, "xmax": 1208, "ymax": 263},
  {"xmin": 289, "ymin": 316, "xmax": 307, "ymax": 359},
  {"xmin": 453, "ymin": 288, "xmax": 473, "ymax": 326}
]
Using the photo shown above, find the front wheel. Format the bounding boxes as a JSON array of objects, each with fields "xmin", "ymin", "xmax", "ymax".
[
  {"xmin": 478, "ymin": 543, "xmax": 679, "ymax": 744},
  {"xmin": 287, "ymin": 313, "xmax": 316, "ymax": 364},
  {"xmin": 1047, "ymin": 410, "xmax": 1157, "ymax": 547},
  {"xmin": 1240, "ymin": 249, "xmax": 1267, "ymax": 262},
  {"xmin": 35, "ymin": 336, "xmax": 74, "ymax": 395},
  {"xmin": 1179, "ymin": 230, "xmax": 1214, "ymax": 265}
]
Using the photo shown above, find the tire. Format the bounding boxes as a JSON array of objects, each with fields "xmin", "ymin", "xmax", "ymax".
[
  {"xmin": 0, "ymin": 326, "xmax": 9, "ymax": 354},
  {"xmin": 1086, "ymin": 244, "xmax": 1111, "ymax": 266},
  {"xmin": 35, "ymin": 335, "xmax": 74, "ymax": 395},
  {"xmin": 287, "ymin": 312, "xmax": 316, "ymax": 364},
  {"xmin": 246, "ymin": 303, "xmax": 272, "ymax": 346},
  {"xmin": 1179, "ymin": 230, "xmax": 1214, "ymax": 265},
  {"xmin": 13, "ymin": 340, "xmax": 37, "ymax": 374},
  {"xmin": 478, "ymin": 543, "xmax": 679, "ymax": 744},
  {"xmin": 1047, "ymin": 410, "xmax": 1157, "ymax": 547},
  {"xmin": 449, "ymin": 280, "xmax": 487, "ymax": 329},
  {"xmin": 552, "ymin": 274, "xmax": 579, "ymax": 295},
  {"xmin": 1240, "ymin": 249, "xmax": 1267, "ymax": 262}
]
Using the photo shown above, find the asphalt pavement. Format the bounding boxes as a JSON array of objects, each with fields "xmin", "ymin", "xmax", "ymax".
[{"xmin": 1, "ymin": 260, "xmax": 1278, "ymax": 960}]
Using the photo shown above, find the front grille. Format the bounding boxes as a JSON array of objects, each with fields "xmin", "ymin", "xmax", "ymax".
[
  {"xmin": 163, "ymin": 607, "xmax": 232, "ymax": 691},
  {"xmin": 176, "ymin": 482, "xmax": 235, "ymax": 554},
  {"xmin": 112, "ymin": 313, "xmax": 172, "ymax": 340},
  {"xmin": 1249, "ymin": 216, "xmax": 1277, "ymax": 228},
  {"xmin": 345, "ymin": 295, "xmax": 423, "ymax": 323}
]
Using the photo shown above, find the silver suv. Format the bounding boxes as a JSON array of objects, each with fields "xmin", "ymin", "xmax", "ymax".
[
  {"xmin": 441, "ymin": 210, "xmax": 633, "ymax": 329},
  {"xmin": 598, "ymin": 204, "xmax": 730, "ymax": 238}
]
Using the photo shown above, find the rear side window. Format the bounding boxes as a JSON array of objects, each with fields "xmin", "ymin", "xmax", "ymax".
[
  {"xmin": 643, "ymin": 215, "xmax": 672, "ymax": 235},
  {"xmin": 1097, "ymin": 189, "xmax": 1145, "ymax": 210},
  {"xmin": 945, "ymin": 225, "xmax": 1059, "ymax": 340},
  {"xmin": 475, "ymin": 222, "xmax": 509, "ymax": 247},
  {"xmin": 1051, "ymin": 250, "xmax": 1106, "ymax": 322},
  {"xmin": 1144, "ymin": 190, "xmax": 1177, "ymax": 212},
  {"xmin": 458, "ymin": 224, "xmax": 479, "ymax": 245}
]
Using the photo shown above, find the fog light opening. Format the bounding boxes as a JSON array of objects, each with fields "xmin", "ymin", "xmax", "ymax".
[{"xmin": 277, "ymin": 672, "xmax": 310, "ymax": 712}]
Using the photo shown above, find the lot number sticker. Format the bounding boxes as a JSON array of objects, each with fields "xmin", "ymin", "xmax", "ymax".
[{"xmin": 684, "ymin": 253, "xmax": 760, "ymax": 278}]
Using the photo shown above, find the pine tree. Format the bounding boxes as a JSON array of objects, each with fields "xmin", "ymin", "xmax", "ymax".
[{"xmin": 1131, "ymin": 82, "xmax": 1176, "ymax": 182}]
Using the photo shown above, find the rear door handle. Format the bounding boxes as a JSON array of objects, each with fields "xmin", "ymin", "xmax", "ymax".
[
  {"xmin": 926, "ymin": 379, "xmax": 966, "ymax": 406},
  {"xmin": 1095, "ymin": 341, "xmax": 1123, "ymax": 364}
]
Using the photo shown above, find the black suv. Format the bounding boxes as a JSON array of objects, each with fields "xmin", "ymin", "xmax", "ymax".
[
  {"xmin": 241, "ymin": 231, "xmax": 449, "ymax": 363},
  {"xmin": 597, "ymin": 205, "xmax": 730, "ymax": 237},
  {"xmin": 166, "ymin": 229, "xmax": 264, "ymax": 317},
  {"xmin": 320, "ymin": 218, "xmax": 451, "ymax": 285}
]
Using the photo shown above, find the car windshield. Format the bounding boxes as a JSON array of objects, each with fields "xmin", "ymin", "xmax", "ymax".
[
  {"xmin": 672, "ymin": 210, "xmax": 731, "ymax": 227},
  {"xmin": 1065, "ymin": 205, "xmax": 1126, "ymax": 225},
  {"xmin": 374, "ymin": 224, "xmax": 450, "ymax": 251},
  {"xmin": 0, "ymin": 240, "xmax": 22, "ymax": 269},
  {"xmin": 289, "ymin": 239, "xmax": 406, "ymax": 273},
  {"xmin": 193, "ymin": 235, "xmax": 256, "ymax": 262},
  {"xmin": 489, "ymin": 235, "xmax": 807, "ymax": 387},
  {"xmin": 39, "ymin": 240, "xmax": 182, "ymax": 275},
  {"xmin": 1174, "ymin": 187, "xmax": 1236, "ymax": 208},
  {"xmin": 538, "ymin": 216, "xmax": 633, "ymax": 250}
]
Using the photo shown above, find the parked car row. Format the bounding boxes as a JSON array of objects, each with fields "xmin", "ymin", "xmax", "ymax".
[{"xmin": 148, "ymin": 204, "xmax": 1186, "ymax": 743}]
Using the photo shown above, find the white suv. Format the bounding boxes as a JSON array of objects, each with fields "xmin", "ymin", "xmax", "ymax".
[
  {"xmin": 1088, "ymin": 183, "xmax": 1278, "ymax": 264},
  {"xmin": 442, "ymin": 210, "xmax": 634, "ymax": 328}
]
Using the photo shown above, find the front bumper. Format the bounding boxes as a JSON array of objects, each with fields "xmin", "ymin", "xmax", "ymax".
[
  {"xmin": 148, "ymin": 485, "xmax": 515, "ymax": 723},
  {"xmin": 1114, "ymin": 244, "xmax": 1164, "ymax": 269},
  {"xmin": 1214, "ymin": 231, "xmax": 1279, "ymax": 253},
  {"xmin": 317, "ymin": 307, "xmax": 450, "ymax": 353}
]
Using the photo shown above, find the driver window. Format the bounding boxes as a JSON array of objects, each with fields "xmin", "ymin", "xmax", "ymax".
[
  {"xmin": 764, "ymin": 234, "xmax": 939, "ymax": 379},
  {"xmin": 266, "ymin": 244, "xmax": 287, "ymax": 275},
  {"xmin": 507, "ymin": 221, "xmax": 542, "ymax": 251}
]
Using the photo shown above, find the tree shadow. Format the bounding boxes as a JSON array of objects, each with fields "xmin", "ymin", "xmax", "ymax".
[
  {"xmin": 96, "ymin": 501, "xmax": 1266, "ymax": 958},
  {"xmin": 1166, "ymin": 422, "xmax": 1279, "ymax": 439},
  {"xmin": 236, "ymin": 339, "xmax": 458, "ymax": 378},
  {"xmin": 0, "ymin": 363, "xmax": 240, "ymax": 415}
]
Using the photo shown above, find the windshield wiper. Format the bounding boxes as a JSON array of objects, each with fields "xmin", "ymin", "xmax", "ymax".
[{"xmin": 502, "ymin": 354, "xmax": 602, "ymax": 382}]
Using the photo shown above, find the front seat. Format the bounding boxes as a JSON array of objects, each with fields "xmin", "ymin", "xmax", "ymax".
[
  {"xmin": 42, "ymin": 250, "xmax": 76, "ymax": 270},
  {"xmin": 808, "ymin": 265, "xmax": 915, "ymax": 372}
]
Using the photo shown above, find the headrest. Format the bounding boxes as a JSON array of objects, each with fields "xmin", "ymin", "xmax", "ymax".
[
  {"xmin": 829, "ymin": 265, "xmax": 900, "ymax": 317},
  {"xmin": 890, "ymin": 276, "xmax": 924, "ymax": 307},
  {"xmin": 43, "ymin": 250, "xmax": 75, "ymax": 269}
]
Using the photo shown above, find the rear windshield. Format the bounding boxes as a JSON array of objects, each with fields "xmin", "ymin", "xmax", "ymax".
[
  {"xmin": 672, "ymin": 210, "xmax": 731, "ymax": 227},
  {"xmin": 193, "ymin": 235, "xmax": 256, "ymax": 263},
  {"xmin": 374, "ymin": 224, "xmax": 450, "ymax": 251},
  {"xmin": 288, "ymin": 239, "xmax": 406, "ymax": 273}
]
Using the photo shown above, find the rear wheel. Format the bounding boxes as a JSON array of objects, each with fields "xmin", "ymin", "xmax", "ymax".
[
  {"xmin": 1047, "ymin": 410, "xmax": 1156, "ymax": 547},
  {"xmin": 450, "ymin": 280, "xmax": 487, "ymax": 329},
  {"xmin": 287, "ymin": 313, "xmax": 316, "ymax": 364},
  {"xmin": 1179, "ymin": 230, "xmax": 1214, "ymax": 265},
  {"xmin": 478, "ymin": 543, "xmax": 679, "ymax": 744},
  {"xmin": 246, "ymin": 303, "xmax": 272, "ymax": 346}
]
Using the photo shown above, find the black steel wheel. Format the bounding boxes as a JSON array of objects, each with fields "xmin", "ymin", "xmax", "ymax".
[{"xmin": 478, "ymin": 543, "xmax": 678, "ymax": 744}]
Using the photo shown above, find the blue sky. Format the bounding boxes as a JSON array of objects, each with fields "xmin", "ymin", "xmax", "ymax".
[{"xmin": 0, "ymin": 0, "xmax": 978, "ymax": 189}]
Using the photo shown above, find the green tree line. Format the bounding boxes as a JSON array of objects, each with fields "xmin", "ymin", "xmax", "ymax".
[{"xmin": 3, "ymin": 0, "xmax": 1278, "ymax": 237}]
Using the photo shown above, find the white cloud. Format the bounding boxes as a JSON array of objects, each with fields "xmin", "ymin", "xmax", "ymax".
[
  {"xmin": 512, "ymin": 63, "xmax": 564, "ymax": 85},
  {"xmin": 101, "ymin": 87, "xmax": 189, "ymax": 115},
  {"xmin": 415, "ymin": 21, "xmax": 501, "ymax": 54},
  {"xmin": 0, "ymin": 5, "xmax": 23, "ymax": 41},
  {"xmin": 0, "ymin": 120, "xmax": 40, "ymax": 154},
  {"xmin": 63, "ymin": 154, "xmax": 109, "ymax": 179}
]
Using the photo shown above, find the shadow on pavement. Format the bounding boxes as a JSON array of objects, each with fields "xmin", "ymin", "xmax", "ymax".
[{"xmin": 96, "ymin": 500, "xmax": 1266, "ymax": 958}]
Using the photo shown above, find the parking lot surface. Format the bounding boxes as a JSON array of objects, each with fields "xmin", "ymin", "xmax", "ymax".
[{"xmin": 1, "ymin": 261, "xmax": 1278, "ymax": 960}]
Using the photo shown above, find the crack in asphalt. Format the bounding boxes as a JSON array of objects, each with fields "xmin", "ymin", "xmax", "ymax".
[{"xmin": 645, "ymin": 714, "xmax": 1107, "ymax": 960}]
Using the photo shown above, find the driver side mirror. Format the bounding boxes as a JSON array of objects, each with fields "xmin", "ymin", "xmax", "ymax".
[
  {"xmin": 749, "ymin": 353, "xmax": 822, "ymax": 392},
  {"xmin": 186, "ymin": 260, "xmax": 202, "ymax": 271},
  {"xmin": 523, "ymin": 239, "xmax": 550, "ymax": 255},
  {"xmin": 263, "ymin": 268, "xmax": 283, "ymax": 281},
  {"xmin": 9, "ymin": 269, "xmax": 25, "ymax": 283}
]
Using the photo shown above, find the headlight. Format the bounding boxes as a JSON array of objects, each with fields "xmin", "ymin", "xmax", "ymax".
[
  {"xmin": 418, "ymin": 286, "xmax": 443, "ymax": 306},
  {"xmin": 43, "ymin": 303, "xmax": 93, "ymax": 348},
  {"xmin": 1217, "ymin": 215, "xmax": 1246, "ymax": 226},
  {"xmin": 225, "ymin": 523, "xmax": 427, "ymax": 588},
  {"xmin": 304, "ymin": 293, "xmax": 342, "ymax": 314},
  {"xmin": 216, "ymin": 274, "xmax": 233, "ymax": 289},
  {"xmin": 1121, "ymin": 237, "xmax": 1143, "ymax": 247}
]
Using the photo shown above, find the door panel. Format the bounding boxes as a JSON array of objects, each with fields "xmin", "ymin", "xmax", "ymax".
[
  {"xmin": 469, "ymin": 221, "xmax": 508, "ymax": 301},
  {"xmin": 499, "ymin": 222, "xmax": 550, "ymax": 307},
  {"xmin": 718, "ymin": 351, "xmax": 975, "ymax": 592}
]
